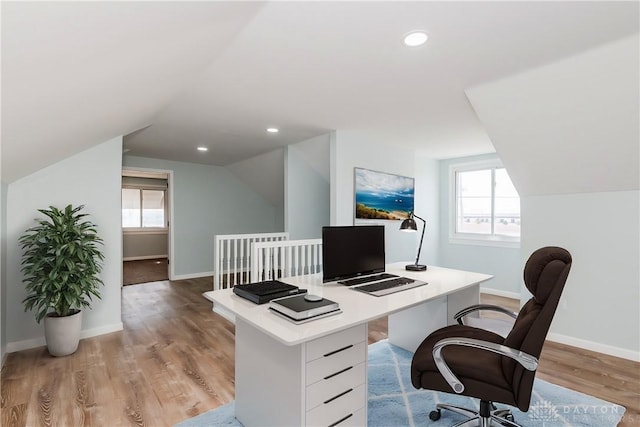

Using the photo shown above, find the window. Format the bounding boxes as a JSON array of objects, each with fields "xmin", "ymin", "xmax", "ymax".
[
  {"xmin": 122, "ymin": 188, "xmax": 167, "ymax": 229},
  {"xmin": 450, "ymin": 160, "xmax": 520, "ymax": 245}
]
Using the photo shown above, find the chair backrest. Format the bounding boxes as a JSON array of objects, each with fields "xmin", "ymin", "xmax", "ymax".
[{"xmin": 502, "ymin": 246, "xmax": 572, "ymax": 410}]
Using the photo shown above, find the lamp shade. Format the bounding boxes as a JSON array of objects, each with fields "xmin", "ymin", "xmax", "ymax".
[
  {"xmin": 400, "ymin": 217, "xmax": 417, "ymax": 231},
  {"xmin": 400, "ymin": 212, "xmax": 427, "ymax": 271}
]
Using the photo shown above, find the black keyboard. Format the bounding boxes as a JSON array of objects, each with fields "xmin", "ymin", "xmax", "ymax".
[
  {"xmin": 339, "ymin": 273, "xmax": 398, "ymax": 286},
  {"xmin": 356, "ymin": 277, "xmax": 416, "ymax": 293}
]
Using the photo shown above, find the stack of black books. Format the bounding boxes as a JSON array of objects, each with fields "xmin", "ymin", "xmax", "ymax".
[{"xmin": 233, "ymin": 280, "xmax": 303, "ymax": 304}]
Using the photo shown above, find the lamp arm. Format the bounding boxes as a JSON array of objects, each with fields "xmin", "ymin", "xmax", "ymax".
[{"xmin": 412, "ymin": 214, "xmax": 426, "ymax": 266}]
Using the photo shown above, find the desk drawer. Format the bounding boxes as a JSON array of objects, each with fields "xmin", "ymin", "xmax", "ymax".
[
  {"xmin": 306, "ymin": 362, "xmax": 365, "ymax": 411},
  {"xmin": 306, "ymin": 324, "xmax": 366, "ymax": 362},
  {"xmin": 306, "ymin": 341, "xmax": 366, "ymax": 385},
  {"xmin": 333, "ymin": 407, "xmax": 365, "ymax": 427},
  {"xmin": 330, "ymin": 407, "xmax": 367, "ymax": 427},
  {"xmin": 306, "ymin": 383, "xmax": 366, "ymax": 427}
]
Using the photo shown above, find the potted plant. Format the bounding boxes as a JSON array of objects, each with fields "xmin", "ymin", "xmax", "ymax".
[{"xmin": 19, "ymin": 204, "xmax": 105, "ymax": 356}]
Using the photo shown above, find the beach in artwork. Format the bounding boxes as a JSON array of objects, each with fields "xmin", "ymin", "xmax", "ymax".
[{"xmin": 355, "ymin": 168, "xmax": 414, "ymax": 220}]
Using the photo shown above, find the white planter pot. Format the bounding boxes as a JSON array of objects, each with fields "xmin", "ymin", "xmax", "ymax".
[{"xmin": 44, "ymin": 310, "xmax": 82, "ymax": 357}]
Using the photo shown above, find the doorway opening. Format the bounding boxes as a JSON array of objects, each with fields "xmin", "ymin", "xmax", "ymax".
[{"xmin": 121, "ymin": 169, "xmax": 173, "ymax": 285}]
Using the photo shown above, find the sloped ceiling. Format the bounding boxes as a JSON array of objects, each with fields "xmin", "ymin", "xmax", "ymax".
[
  {"xmin": 1, "ymin": 1, "xmax": 265, "ymax": 182},
  {"xmin": 466, "ymin": 35, "xmax": 639, "ymax": 197},
  {"xmin": 3, "ymin": 1, "xmax": 639, "ymax": 183},
  {"xmin": 290, "ymin": 134, "xmax": 331, "ymax": 183},
  {"xmin": 226, "ymin": 148, "xmax": 285, "ymax": 208}
]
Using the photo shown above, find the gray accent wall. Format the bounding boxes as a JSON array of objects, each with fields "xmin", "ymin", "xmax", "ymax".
[
  {"xmin": 227, "ymin": 148, "xmax": 285, "ymax": 211},
  {"xmin": 522, "ymin": 191, "xmax": 639, "ymax": 360},
  {"xmin": 5, "ymin": 137, "xmax": 123, "ymax": 352},
  {"xmin": 330, "ymin": 130, "xmax": 439, "ymax": 265},
  {"xmin": 123, "ymin": 155, "xmax": 283, "ymax": 278},
  {"xmin": 285, "ymin": 141, "xmax": 330, "ymax": 239}
]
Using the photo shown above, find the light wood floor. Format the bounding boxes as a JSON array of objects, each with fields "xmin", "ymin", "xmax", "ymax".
[{"xmin": 1, "ymin": 278, "xmax": 638, "ymax": 426}]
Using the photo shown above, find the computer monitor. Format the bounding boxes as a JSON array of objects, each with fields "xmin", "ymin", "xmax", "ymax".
[{"xmin": 322, "ymin": 225, "xmax": 385, "ymax": 283}]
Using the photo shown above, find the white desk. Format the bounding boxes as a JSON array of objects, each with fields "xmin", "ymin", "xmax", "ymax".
[{"xmin": 204, "ymin": 263, "xmax": 492, "ymax": 427}]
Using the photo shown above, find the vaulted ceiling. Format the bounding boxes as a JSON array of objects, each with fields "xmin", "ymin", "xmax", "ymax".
[{"xmin": 2, "ymin": 1, "xmax": 638, "ymax": 183}]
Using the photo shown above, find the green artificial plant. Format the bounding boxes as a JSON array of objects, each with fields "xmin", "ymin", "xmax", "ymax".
[{"xmin": 19, "ymin": 204, "xmax": 105, "ymax": 323}]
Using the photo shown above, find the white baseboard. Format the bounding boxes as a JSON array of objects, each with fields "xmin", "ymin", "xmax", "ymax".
[
  {"xmin": 6, "ymin": 322, "xmax": 124, "ymax": 354},
  {"xmin": 479, "ymin": 289, "xmax": 639, "ymax": 361},
  {"xmin": 80, "ymin": 323, "xmax": 124, "ymax": 339},
  {"xmin": 547, "ymin": 332, "xmax": 640, "ymax": 362},
  {"xmin": 480, "ymin": 287, "xmax": 521, "ymax": 300},
  {"xmin": 7, "ymin": 336, "xmax": 46, "ymax": 353},
  {"xmin": 123, "ymin": 255, "xmax": 168, "ymax": 261},
  {"xmin": 172, "ymin": 271, "xmax": 214, "ymax": 281}
]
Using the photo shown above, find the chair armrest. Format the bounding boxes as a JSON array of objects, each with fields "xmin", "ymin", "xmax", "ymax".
[
  {"xmin": 454, "ymin": 304, "xmax": 518, "ymax": 325},
  {"xmin": 432, "ymin": 337, "xmax": 538, "ymax": 394}
]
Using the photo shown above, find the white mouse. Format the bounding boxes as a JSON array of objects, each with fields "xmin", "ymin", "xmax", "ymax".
[{"xmin": 304, "ymin": 294, "xmax": 323, "ymax": 302}]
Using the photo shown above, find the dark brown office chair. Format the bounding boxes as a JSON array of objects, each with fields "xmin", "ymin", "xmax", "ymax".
[
  {"xmin": 453, "ymin": 303, "xmax": 518, "ymax": 338},
  {"xmin": 411, "ymin": 246, "xmax": 572, "ymax": 427}
]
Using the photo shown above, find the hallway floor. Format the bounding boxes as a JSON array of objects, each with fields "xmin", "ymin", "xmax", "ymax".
[{"xmin": 122, "ymin": 258, "xmax": 168, "ymax": 285}]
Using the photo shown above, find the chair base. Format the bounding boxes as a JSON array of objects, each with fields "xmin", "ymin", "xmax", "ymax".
[{"xmin": 430, "ymin": 400, "xmax": 521, "ymax": 427}]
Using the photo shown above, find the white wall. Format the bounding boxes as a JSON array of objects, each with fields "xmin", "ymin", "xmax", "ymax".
[
  {"xmin": 285, "ymin": 138, "xmax": 330, "ymax": 239},
  {"xmin": 6, "ymin": 137, "xmax": 123, "ymax": 352},
  {"xmin": 330, "ymin": 130, "xmax": 439, "ymax": 264},
  {"xmin": 123, "ymin": 155, "xmax": 282, "ymax": 278},
  {"xmin": 522, "ymin": 191, "xmax": 639, "ymax": 360},
  {"xmin": 439, "ymin": 154, "xmax": 521, "ymax": 297}
]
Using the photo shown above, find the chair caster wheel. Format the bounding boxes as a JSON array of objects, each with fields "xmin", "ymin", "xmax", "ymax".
[
  {"xmin": 499, "ymin": 413, "xmax": 515, "ymax": 426},
  {"xmin": 429, "ymin": 410, "xmax": 441, "ymax": 421}
]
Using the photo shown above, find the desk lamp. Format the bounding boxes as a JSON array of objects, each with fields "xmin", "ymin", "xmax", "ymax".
[{"xmin": 400, "ymin": 212, "xmax": 427, "ymax": 271}]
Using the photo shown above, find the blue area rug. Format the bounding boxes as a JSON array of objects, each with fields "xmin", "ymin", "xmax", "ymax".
[{"xmin": 176, "ymin": 340, "xmax": 625, "ymax": 427}]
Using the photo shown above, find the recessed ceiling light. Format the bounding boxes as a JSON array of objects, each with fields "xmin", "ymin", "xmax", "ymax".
[
  {"xmin": 403, "ymin": 31, "xmax": 428, "ymax": 47},
  {"xmin": 266, "ymin": 127, "xmax": 279, "ymax": 133},
  {"xmin": 197, "ymin": 146, "xmax": 208, "ymax": 152}
]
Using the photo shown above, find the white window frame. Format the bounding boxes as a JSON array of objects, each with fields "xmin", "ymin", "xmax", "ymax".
[
  {"xmin": 449, "ymin": 159, "xmax": 520, "ymax": 248},
  {"xmin": 122, "ymin": 185, "xmax": 169, "ymax": 232}
]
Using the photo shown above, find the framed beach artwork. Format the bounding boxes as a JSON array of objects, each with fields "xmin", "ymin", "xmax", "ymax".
[{"xmin": 354, "ymin": 167, "xmax": 414, "ymax": 220}]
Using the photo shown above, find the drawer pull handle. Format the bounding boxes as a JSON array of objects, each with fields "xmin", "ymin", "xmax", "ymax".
[
  {"xmin": 324, "ymin": 366, "xmax": 353, "ymax": 380},
  {"xmin": 323, "ymin": 344, "xmax": 353, "ymax": 357},
  {"xmin": 328, "ymin": 413, "xmax": 353, "ymax": 427},
  {"xmin": 324, "ymin": 388, "xmax": 353, "ymax": 405}
]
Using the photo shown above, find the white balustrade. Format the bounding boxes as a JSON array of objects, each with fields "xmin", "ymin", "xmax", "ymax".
[
  {"xmin": 251, "ymin": 239, "xmax": 323, "ymax": 282},
  {"xmin": 213, "ymin": 232, "xmax": 289, "ymax": 290}
]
